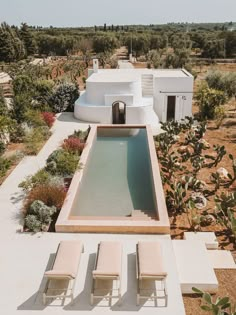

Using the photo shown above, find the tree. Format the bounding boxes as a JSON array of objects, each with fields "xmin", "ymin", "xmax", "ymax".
[
  {"xmin": 93, "ymin": 35, "xmax": 119, "ymax": 53},
  {"xmin": 0, "ymin": 25, "xmax": 17, "ymax": 62},
  {"xmin": 147, "ymin": 50, "xmax": 163, "ymax": 68},
  {"xmin": 20, "ymin": 23, "xmax": 37, "ymax": 56},
  {"xmin": 206, "ymin": 71, "xmax": 236, "ymax": 99},
  {"xmin": 12, "ymin": 74, "xmax": 35, "ymax": 96},
  {"xmin": 49, "ymin": 83, "xmax": 79, "ymax": 113},
  {"xmin": 202, "ymin": 40, "xmax": 225, "ymax": 59}
]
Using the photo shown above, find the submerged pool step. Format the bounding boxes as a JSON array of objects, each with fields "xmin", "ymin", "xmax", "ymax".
[{"xmin": 131, "ymin": 210, "xmax": 156, "ymax": 220}]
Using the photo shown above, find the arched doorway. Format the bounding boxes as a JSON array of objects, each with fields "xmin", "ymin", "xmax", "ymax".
[{"xmin": 112, "ymin": 101, "xmax": 126, "ymax": 124}]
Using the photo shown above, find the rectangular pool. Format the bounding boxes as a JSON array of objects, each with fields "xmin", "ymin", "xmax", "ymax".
[{"xmin": 56, "ymin": 125, "xmax": 170, "ymax": 234}]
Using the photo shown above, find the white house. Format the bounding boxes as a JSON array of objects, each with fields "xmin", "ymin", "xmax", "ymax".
[{"xmin": 74, "ymin": 60, "xmax": 194, "ymax": 126}]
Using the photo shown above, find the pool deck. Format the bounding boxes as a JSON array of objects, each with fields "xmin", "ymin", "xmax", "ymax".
[
  {"xmin": 0, "ymin": 114, "xmax": 185, "ymax": 314},
  {"xmin": 0, "ymin": 234, "xmax": 186, "ymax": 315}
]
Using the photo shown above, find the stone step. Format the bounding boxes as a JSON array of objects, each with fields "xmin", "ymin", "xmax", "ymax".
[{"xmin": 131, "ymin": 210, "xmax": 156, "ymax": 220}]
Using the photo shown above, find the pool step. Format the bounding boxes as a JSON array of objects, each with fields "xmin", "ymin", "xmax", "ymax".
[{"xmin": 131, "ymin": 210, "xmax": 156, "ymax": 220}]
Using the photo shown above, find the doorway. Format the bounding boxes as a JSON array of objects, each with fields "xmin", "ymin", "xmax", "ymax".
[
  {"xmin": 112, "ymin": 101, "xmax": 126, "ymax": 124},
  {"xmin": 167, "ymin": 96, "xmax": 176, "ymax": 121}
]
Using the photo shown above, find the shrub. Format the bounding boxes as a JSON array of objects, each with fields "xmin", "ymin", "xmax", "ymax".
[
  {"xmin": 62, "ymin": 137, "xmax": 85, "ymax": 154},
  {"xmin": 46, "ymin": 149, "xmax": 80, "ymax": 176},
  {"xmin": 195, "ymin": 84, "xmax": 227, "ymax": 119},
  {"xmin": 25, "ymin": 200, "xmax": 57, "ymax": 232},
  {"xmin": 23, "ymin": 184, "xmax": 66, "ymax": 214},
  {"xmin": 214, "ymin": 106, "xmax": 225, "ymax": 129},
  {"xmin": 10, "ymin": 124, "xmax": 25, "ymax": 143},
  {"xmin": 41, "ymin": 112, "xmax": 55, "ymax": 128},
  {"xmin": 24, "ymin": 109, "xmax": 45, "ymax": 127},
  {"xmin": 0, "ymin": 141, "xmax": 6, "ymax": 156},
  {"xmin": 49, "ymin": 83, "xmax": 79, "ymax": 113},
  {"xmin": 19, "ymin": 169, "xmax": 51, "ymax": 191},
  {"xmin": 24, "ymin": 126, "xmax": 51, "ymax": 155},
  {"xmin": 71, "ymin": 126, "xmax": 91, "ymax": 142},
  {"xmin": 25, "ymin": 215, "xmax": 42, "ymax": 232},
  {"xmin": 0, "ymin": 157, "xmax": 12, "ymax": 177}
]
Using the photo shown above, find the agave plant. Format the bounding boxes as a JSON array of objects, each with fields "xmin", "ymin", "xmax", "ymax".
[{"xmin": 192, "ymin": 287, "xmax": 236, "ymax": 315}]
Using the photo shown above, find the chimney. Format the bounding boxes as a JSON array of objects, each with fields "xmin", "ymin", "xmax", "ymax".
[{"xmin": 93, "ymin": 59, "xmax": 99, "ymax": 73}]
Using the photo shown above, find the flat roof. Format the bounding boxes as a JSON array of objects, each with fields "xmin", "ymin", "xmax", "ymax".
[{"xmin": 87, "ymin": 68, "xmax": 191, "ymax": 83}]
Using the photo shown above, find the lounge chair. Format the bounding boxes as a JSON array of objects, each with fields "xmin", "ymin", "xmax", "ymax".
[
  {"xmin": 91, "ymin": 241, "xmax": 122, "ymax": 305},
  {"xmin": 43, "ymin": 240, "xmax": 84, "ymax": 304},
  {"xmin": 136, "ymin": 241, "xmax": 168, "ymax": 306}
]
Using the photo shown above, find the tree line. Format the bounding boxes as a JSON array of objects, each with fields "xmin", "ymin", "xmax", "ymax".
[{"xmin": 0, "ymin": 22, "xmax": 235, "ymax": 63}]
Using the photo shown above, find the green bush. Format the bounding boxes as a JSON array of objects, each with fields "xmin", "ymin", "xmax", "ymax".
[
  {"xmin": 24, "ymin": 109, "xmax": 46, "ymax": 127},
  {"xmin": 24, "ymin": 126, "xmax": 51, "ymax": 155},
  {"xmin": 10, "ymin": 124, "xmax": 25, "ymax": 143},
  {"xmin": 25, "ymin": 200, "xmax": 57, "ymax": 232},
  {"xmin": 49, "ymin": 83, "xmax": 79, "ymax": 113},
  {"xmin": 0, "ymin": 141, "xmax": 6, "ymax": 156},
  {"xmin": 46, "ymin": 149, "xmax": 80, "ymax": 176},
  {"xmin": 195, "ymin": 84, "xmax": 227, "ymax": 119},
  {"xmin": 24, "ymin": 215, "xmax": 42, "ymax": 232},
  {"xmin": 0, "ymin": 157, "xmax": 12, "ymax": 177}
]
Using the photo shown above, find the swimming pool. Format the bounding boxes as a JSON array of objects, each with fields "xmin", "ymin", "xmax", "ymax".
[{"xmin": 56, "ymin": 125, "xmax": 170, "ymax": 233}]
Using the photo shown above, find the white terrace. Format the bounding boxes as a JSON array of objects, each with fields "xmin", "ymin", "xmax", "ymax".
[{"xmin": 0, "ymin": 113, "xmax": 235, "ymax": 315}]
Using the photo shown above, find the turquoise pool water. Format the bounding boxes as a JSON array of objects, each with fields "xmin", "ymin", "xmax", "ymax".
[{"xmin": 71, "ymin": 128, "xmax": 156, "ymax": 217}]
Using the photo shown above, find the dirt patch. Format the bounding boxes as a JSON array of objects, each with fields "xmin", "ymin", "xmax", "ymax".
[{"xmin": 184, "ymin": 269, "xmax": 236, "ymax": 315}]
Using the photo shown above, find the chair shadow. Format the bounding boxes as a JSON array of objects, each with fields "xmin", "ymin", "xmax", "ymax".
[
  {"xmin": 112, "ymin": 253, "xmax": 167, "ymax": 311},
  {"xmin": 17, "ymin": 254, "xmax": 56, "ymax": 310},
  {"xmin": 111, "ymin": 253, "xmax": 143, "ymax": 311},
  {"xmin": 64, "ymin": 252, "xmax": 104, "ymax": 310}
]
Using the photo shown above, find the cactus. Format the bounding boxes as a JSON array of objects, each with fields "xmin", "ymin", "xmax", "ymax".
[
  {"xmin": 227, "ymin": 154, "xmax": 236, "ymax": 186},
  {"xmin": 205, "ymin": 145, "xmax": 227, "ymax": 168},
  {"xmin": 192, "ymin": 287, "xmax": 235, "ymax": 315},
  {"xmin": 215, "ymin": 192, "xmax": 236, "ymax": 238}
]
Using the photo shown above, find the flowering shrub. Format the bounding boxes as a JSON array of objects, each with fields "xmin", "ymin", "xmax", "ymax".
[
  {"xmin": 62, "ymin": 137, "xmax": 85, "ymax": 154},
  {"xmin": 41, "ymin": 112, "xmax": 55, "ymax": 128}
]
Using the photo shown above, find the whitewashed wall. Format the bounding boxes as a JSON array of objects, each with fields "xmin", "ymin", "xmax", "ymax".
[
  {"xmin": 86, "ymin": 80, "xmax": 142, "ymax": 106},
  {"xmin": 153, "ymin": 75, "xmax": 193, "ymax": 122}
]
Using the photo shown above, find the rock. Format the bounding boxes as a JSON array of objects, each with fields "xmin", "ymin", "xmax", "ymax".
[
  {"xmin": 199, "ymin": 138, "xmax": 210, "ymax": 149},
  {"xmin": 216, "ymin": 167, "xmax": 229, "ymax": 180},
  {"xmin": 191, "ymin": 192, "xmax": 207, "ymax": 209}
]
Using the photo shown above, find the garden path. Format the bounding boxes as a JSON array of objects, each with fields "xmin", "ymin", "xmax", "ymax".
[{"xmin": 0, "ymin": 112, "xmax": 89, "ymax": 239}]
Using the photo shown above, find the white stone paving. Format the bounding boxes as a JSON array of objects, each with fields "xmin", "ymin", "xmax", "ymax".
[{"xmin": 0, "ymin": 113, "xmax": 186, "ymax": 314}]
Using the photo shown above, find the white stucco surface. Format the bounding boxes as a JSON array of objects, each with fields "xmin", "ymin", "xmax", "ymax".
[
  {"xmin": 0, "ymin": 235, "xmax": 186, "ymax": 315},
  {"xmin": 173, "ymin": 240, "xmax": 218, "ymax": 294},
  {"xmin": 75, "ymin": 67, "xmax": 193, "ymax": 126},
  {"xmin": 0, "ymin": 114, "xmax": 185, "ymax": 314}
]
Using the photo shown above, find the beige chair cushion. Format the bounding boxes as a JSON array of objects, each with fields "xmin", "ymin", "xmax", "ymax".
[
  {"xmin": 93, "ymin": 241, "xmax": 122, "ymax": 277},
  {"xmin": 138, "ymin": 241, "xmax": 167, "ymax": 277},
  {"xmin": 45, "ymin": 240, "xmax": 83, "ymax": 279}
]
